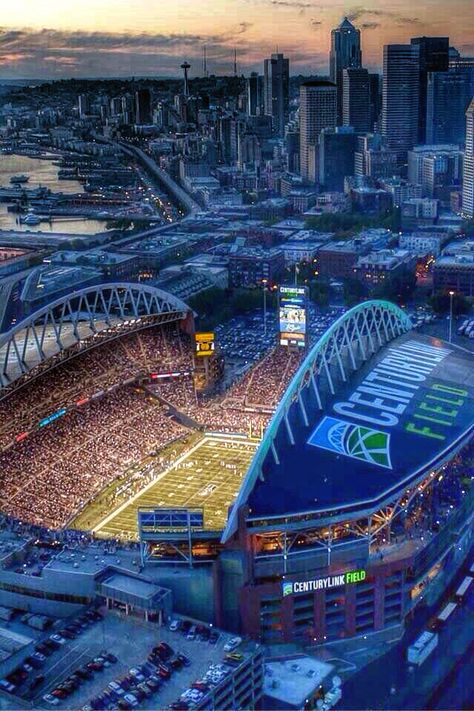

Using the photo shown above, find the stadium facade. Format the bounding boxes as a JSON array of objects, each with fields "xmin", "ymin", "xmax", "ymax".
[
  {"xmin": 140, "ymin": 301, "xmax": 474, "ymax": 645},
  {"xmin": 0, "ymin": 296, "xmax": 473, "ymax": 651}
]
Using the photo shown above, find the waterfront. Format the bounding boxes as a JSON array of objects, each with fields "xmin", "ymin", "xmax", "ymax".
[{"xmin": 0, "ymin": 154, "xmax": 108, "ymax": 235}]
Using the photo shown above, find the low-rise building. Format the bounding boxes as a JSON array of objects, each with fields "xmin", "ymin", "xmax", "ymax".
[{"xmin": 353, "ymin": 249, "xmax": 416, "ymax": 287}]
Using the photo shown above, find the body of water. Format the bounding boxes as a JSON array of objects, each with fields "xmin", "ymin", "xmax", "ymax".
[{"xmin": 0, "ymin": 154, "xmax": 108, "ymax": 235}]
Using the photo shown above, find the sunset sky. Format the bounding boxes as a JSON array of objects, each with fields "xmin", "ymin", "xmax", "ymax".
[{"xmin": 1, "ymin": 0, "xmax": 473, "ymax": 79}]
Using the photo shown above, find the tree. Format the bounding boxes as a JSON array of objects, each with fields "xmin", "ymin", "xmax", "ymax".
[
  {"xmin": 343, "ymin": 278, "xmax": 368, "ymax": 306},
  {"xmin": 429, "ymin": 291, "xmax": 470, "ymax": 315},
  {"xmin": 309, "ymin": 280, "xmax": 330, "ymax": 307},
  {"xmin": 374, "ymin": 268, "xmax": 417, "ymax": 305}
]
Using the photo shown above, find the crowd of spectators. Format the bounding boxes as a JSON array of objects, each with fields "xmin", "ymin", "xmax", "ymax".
[
  {"xmin": 0, "ymin": 387, "xmax": 186, "ymax": 529},
  {"xmin": 0, "ymin": 324, "xmax": 193, "ymax": 451}
]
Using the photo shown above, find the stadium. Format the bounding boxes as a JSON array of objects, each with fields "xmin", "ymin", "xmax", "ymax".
[{"xmin": 0, "ymin": 285, "xmax": 472, "ymax": 649}]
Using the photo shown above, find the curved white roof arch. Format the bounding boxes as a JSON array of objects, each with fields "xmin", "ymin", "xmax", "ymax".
[
  {"xmin": 222, "ymin": 300, "xmax": 413, "ymax": 542},
  {"xmin": 0, "ymin": 282, "xmax": 190, "ymax": 392}
]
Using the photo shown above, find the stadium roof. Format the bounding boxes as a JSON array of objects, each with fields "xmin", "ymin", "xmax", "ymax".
[
  {"xmin": 0, "ymin": 283, "xmax": 190, "ymax": 393},
  {"xmin": 223, "ymin": 301, "xmax": 474, "ymax": 539}
]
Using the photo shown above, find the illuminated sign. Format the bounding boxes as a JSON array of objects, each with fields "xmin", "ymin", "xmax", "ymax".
[
  {"xmin": 39, "ymin": 408, "xmax": 66, "ymax": 428},
  {"xmin": 308, "ymin": 339, "xmax": 464, "ymax": 469},
  {"xmin": 282, "ymin": 569, "xmax": 366, "ymax": 596},
  {"xmin": 195, "ymin": 332, "xmax": 215, "ymax": 357},
  {"xmin": 279, "ymin": 286, "xmax": 307, "ymax": 348}
]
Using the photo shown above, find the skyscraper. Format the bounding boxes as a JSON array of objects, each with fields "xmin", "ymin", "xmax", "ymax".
[
  {"xmin": 369, "ymin": 73, "xmax": 382, "ymax": 131},
  {"xmin": 329, "ymin": 17, "xmax": 362, "ymax": 123},
  {"xmin": 382, "ymin": 45, "xmax": 420, "ymax": 159},
  {"xmin": 247, "ymin": 72, "xmax": 263, "ymax": 117},
  {"xmin": 342, "ymin": 68, "xmax": 370, "ymax": 133},
  {"xmin": 263, "ymin": 53, "xmax": 290, "ymax": 137},
  {"xmin": 319, "ymin": 127, "xmax": 356, "ymax": 191},
  {"xmin": 411, "ymin": 36, "xmax": 449, "ymax": 143},
  {"xmin": 462, "ymin": 100, "xmax": 474, "ymax": 218},
  {"xmin": 426, "ymin": 69, "xmax": 471, "ymax": 145},
  {"xmin": 299, "ymin": 81, "xmax": 337, "ymax": 183},
  {"xmin": 134, "ymin": 89, "xmax": 152, "ymax": 125}
]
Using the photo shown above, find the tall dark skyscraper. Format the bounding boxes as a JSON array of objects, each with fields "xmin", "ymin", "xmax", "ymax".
[
  {"xmin": 329, "ymin": 17, "xmax": 362, "ymax": 123},
  {"xmin": 263, "ymin": 53, "xmax": 290, "ymax": 137},
  {"xmin": 319, "ymin": 127, "xmax": 356, "ymax": 191},
  {"xmin": 369, "ymin": 73, "xmax": 382, "ymax": 131},
  {"xmin": 343, "ymin": 68, "xmax": 370, "ymax": 133},
  {"xmin": 382, "ymin": 45, "xmax": 420, "ymax": 158},
  {"xmin": 134, "ymin": 88, "xmax": 152, "ymax": 125},
  {"xmin": 410, "ymin": 36, "xmax": 449, "ymax": 143},
  {"xmin": 247, "ymin": 72, "xmax": 263, "ymax": 117},
  {"xmin": 426, "ymin": 69, "xmax": 471, "ymax": 144}
]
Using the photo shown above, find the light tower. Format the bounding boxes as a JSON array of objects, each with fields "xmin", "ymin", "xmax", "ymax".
[{"xmin": 181, "ymin": 61, "xmax": 191, "ymax": 97}]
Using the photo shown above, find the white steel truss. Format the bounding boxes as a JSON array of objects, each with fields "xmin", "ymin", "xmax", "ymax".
[
  {"xmin": 0, "ymin": 283, "xmax": 189, "ymax": 391},
  {"xmin": 222, "ymin": 300, "xmax": 412, "ymax": 543}
]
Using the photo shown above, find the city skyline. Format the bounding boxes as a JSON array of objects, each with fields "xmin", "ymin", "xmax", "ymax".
[{"xmin": 1, "ymin": 0, "xmax": 474, "ymax": 79}]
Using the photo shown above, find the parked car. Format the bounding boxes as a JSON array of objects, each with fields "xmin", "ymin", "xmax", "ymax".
[{"xmin": 223, "ymin": 636, "xmax": 242, "ymax": 652}]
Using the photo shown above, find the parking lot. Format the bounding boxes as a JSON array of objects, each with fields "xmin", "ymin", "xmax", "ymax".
[{"xmin": 1, "ymin": 608, "xmax": 249, "ymax": 711}]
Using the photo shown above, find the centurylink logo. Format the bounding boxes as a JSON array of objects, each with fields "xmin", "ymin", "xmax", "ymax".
[{"xmin": 308, "ymin": 416, "xmax": 392, "ymax": 469}]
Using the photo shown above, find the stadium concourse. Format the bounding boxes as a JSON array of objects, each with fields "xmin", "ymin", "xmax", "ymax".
[{"xmin": 0, "ymin": 310, "xmax": 303, "ymax": 533}]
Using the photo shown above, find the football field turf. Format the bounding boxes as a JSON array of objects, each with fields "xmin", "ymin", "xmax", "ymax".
[{"xmin": 92, "ymin": 436, "xmax": 258, "ymax": 540}]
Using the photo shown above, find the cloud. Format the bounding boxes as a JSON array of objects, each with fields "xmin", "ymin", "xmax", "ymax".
[
  {"xmin": 311, "ymin": 19, "xmax": 322, "ymax": 27},
  {"xmin": 346, "ymin": 6, "xmax": 422, "ymax": 27},
  {"xmin": 361, "ymin": 22, "xmax": 380, "ymax": 29},
  {"xmin": 0, "ymin": 24, "xmax": 261, "ymax": 77}
]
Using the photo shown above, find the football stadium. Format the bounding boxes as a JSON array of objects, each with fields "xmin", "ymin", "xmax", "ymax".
[{"xmin": 0, "ymin": 285, "xmax": 472, "ymax": 649}]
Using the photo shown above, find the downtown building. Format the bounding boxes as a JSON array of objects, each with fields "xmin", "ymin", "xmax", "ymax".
[
  {"xmin": 299, "ymin": 81, "xmax": 337, "ymax": 183},
  {"xmin": 263, "ymin": 53, "xmax": 290, "ymax": 137},
  {"xmin": 462, "ymin": 99, "xmax": 474, "ymax": 218},
  {"xmin": 329, "ymin": 17, "xmax": 362, "ymax": 123},
  {"xmin": 381, "ymin": 44, "xmax": 420, "ymax": 160}
]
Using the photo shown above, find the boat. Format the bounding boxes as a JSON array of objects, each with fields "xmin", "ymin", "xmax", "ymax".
[
  {"xmin": 10, "ymin": 175, "xmax": 29, "ymax": 184},
  {"xmin": 20, "ymin": 211, "xmax": 41, "ymax": 226}
]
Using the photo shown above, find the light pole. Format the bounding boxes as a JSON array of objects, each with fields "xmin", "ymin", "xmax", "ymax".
[
  {"xmin": 262, "ymin": 278, "xmax": 268, "ymax": 336},
  {"xmin": 448, "ymin": 290, "xmax": 455, "ymax": 343}
]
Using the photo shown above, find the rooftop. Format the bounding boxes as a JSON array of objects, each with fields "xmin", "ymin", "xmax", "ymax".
[{"xmin": 264, "ymin": 656, "xmax": 334, "ymax": 707}]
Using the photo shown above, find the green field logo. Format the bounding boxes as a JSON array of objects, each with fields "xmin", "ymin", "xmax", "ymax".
[
  {"xmin": 282, "ymin": 581, "xmax": 293, "ymax": 596},
  {"xmin": 308, "ymin": 416, "xmax": 392, "ymax": 469}
]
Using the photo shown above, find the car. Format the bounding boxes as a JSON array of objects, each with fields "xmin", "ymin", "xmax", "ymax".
[
  {"xmin": 94, "ymin": 656, "xmax": 111, "ymax": 667},
  {"xmin": 102, "ymin": 652, "xmax": 117, "ymax": 664},
  {"xmin": 108, "ymin": 681, "xmax": 125, "ymax": 696},
  {"xmin": 60, "ymin": 629, "xmax": 77, "ymax": 639},
  {"xmin": 225, "ymin": 652, "xmax": 243, "ymax": 662},
  {"xmin": 0, "ymin": 679, "xmax": 15, "ymax": 693},
  {"xmin": 51, "ymin": 688, "xmax": 68, "ymax": 698},
  {"xmin": 177, "ymin": 653, "xmax": 191, "ymax": 667},
  {"xmin": 169, "ymin": 619, "xmax": 180, "ymax": 631},
  {"xmin": 192, "ymin": 681, "xmax": 209, "ymax": 691},
  {"xmin": 186, "ymin": 625, "xmax": 196, "ymax": 640},
  {"xmin": 123, "ymin": 693, "xmax": 139, "ymax": 707},
  {"xmin": 145, "ymin": 677, "xmax": 161, "ymax": 692},
  {"xmin": 22, "ymin": 662, "xmax": 34, "ymax": 673},
  {"xmin": 87, "ymin": 661, "xmax": 104, "ymax": 672},
  {"xmin": 33, "ymin": 648, "xmax": 49, "ymax": 659},
  {"xmin": 50, "ymin": 634, "xmax": 66, "ymax": 646},
  {"xmin": 76, "ymin": 667, "xmax": 93, "ymax": 680},
  {"xmin": 137, "ymin": 682, "xmax": 153, "ymax": 698},
  {"xmin": 25, "ymin": 655, "xmax": 43, "ymax": 669},
  {"xmin": 30, "ymin": 674, "xmax": 45, "ymax": 691},
  {"xmin": 209, "ymin": 631, "xmax": 219, "ymax": 644},
  {"xmin": 43, "ymin": 694, "xmax": 60, "ymax": 705},
  {"xmin": 119, "ymin": 678, "xmax": 131, "ymax": 691},
  {"xmin": 180, "ymin": 620, "xmax": 192, "ymax": 634},
  {"xmin": 171, "ymin": 658, "xmax": 183, "ymax": 671},
  {"xmin": 158, "ymin": 664, "xmax": 171, "ymax": 680},
  {"xmin": 223, "ymin": 636, "xmax": 242, "ymax": 652},
  {"xmin": 129, "ymin": 668, "xmax": 145, "ymax": 682}
]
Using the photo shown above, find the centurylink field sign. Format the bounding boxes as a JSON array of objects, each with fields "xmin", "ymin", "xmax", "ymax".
[{"xmin": 282, "ymin": 569, "xmax": 367, "ymax": 596}]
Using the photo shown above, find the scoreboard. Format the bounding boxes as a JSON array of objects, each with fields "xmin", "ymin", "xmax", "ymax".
[
  {"xmin": 279, "ymin": 285, "xmax": 307, "ymax": 348},
  {"xmin": 195, "ymin": 332, "xmax": 215, "ymax": 357}
]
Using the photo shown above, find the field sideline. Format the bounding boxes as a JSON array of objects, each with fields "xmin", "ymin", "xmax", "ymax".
[{"xmin": 88, "ymin": 435, "xmax": 258, "ymax": 540}]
